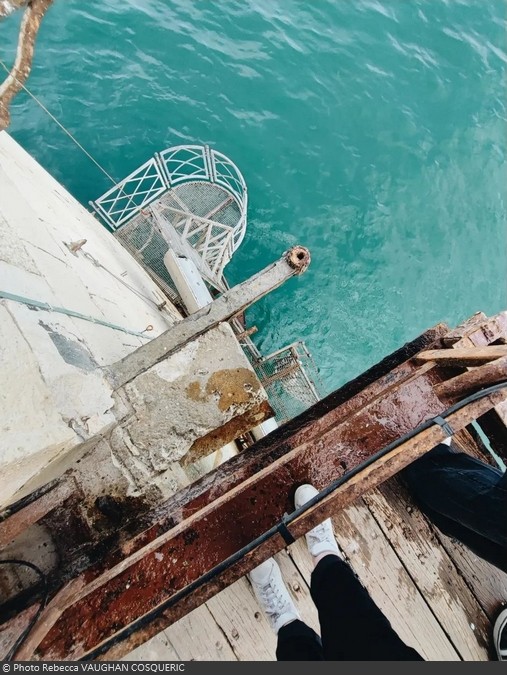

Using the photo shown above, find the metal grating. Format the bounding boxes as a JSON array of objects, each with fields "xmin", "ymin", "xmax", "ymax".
[
  {"xmin": 248, "ymin": 341, "xmax": 323, "ymax": 424},
  {"xmin": 114, "ymin": 214, "xmax": 183, "ymax": 309}
]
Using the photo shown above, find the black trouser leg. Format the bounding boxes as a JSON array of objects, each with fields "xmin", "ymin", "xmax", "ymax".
[
  {"xmin": 276, "ymin": 619, "xmax": 324, "ymax": 660},
  {"xmin": 402, "ymin": 444, "xmax": 507, "ymax": 572},
  {"xmin": 310, "ymin": 555, "xmax": 423, "ymax": 661}
]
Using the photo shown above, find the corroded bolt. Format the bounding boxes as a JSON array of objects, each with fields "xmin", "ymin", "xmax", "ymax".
[{"xmin": 285, "ymin": 245, "xmax": 311, "ymax": 275}]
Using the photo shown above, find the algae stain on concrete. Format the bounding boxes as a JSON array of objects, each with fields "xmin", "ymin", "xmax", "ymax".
[
  {"xmin": 186, "ymin": 368, "xmax": 261, "ymax": 412},
  {"xmin": 185, "ymin": 381, "xmax": 207, "ymax": 403}
]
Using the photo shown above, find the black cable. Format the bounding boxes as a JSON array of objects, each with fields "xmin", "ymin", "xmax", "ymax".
[
  {"xmin": 80, "ymin": 379, "xmax": 507, "ymax": 660},
  {"xmin": 0, "ymin": 560, "xmax": 48, "ymax": 661},
  {"xmin": 0, "ymin": 480, "xmax": 58, "ymax": 524}
]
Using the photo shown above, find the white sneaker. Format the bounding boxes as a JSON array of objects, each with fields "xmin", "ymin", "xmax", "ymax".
[
  {"xmin": 294, "ymin": 484, "xmax": 341, "ymax": 559},
  {"xmin": 248, "ymin": 558, "xmax": 300, "ymax": 633},
  {"xmin": 494, "ymin": 606, "xmax": 507, "ymax": 661}
]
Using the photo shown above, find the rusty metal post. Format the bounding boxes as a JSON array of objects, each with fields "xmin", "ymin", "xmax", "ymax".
[{"xmin": 110, "ymin": 246, "xmax": 311, "ymax": 388}]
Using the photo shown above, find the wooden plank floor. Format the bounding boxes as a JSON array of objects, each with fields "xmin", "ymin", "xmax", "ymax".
[{"xmin": 124, "ymin": 477, "xmax": 506, "ymax": 662}]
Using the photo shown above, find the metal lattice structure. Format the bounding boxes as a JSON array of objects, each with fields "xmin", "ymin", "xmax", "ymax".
[
  {"xmin": 248, "ymin": 342, "xmax": 323, "ymax": 424},
  {"xmin": 91, "ymin": 146, "xmax": 247, "ymax": 291}
]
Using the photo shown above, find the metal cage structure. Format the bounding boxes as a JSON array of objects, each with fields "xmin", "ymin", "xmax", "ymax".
[
  {"xmin": 91, "ymin": 145, "xmax": 248, "ymax": 291},
  {"xmin": 247, "ymin": 341, "xmax": 323, "ymax": 424}
]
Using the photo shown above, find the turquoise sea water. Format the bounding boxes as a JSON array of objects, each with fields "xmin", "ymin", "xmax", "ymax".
[{"xmin": 3, "ymin": 0, "xmax": 506, "ymax": 393}]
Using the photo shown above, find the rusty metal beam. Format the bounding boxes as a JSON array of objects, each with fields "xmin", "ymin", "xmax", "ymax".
[
  {"xmin": 10, "ymin": 324, "xmax": 501, "ymax": 658},
  {"xmin": 1, "ymin": 325, "xmax": 447, "ymax": 659},
  {"xmin": 110, "ymin": 246, "xmax": 311, "ymax": 388},
  {"xmin": 20, "ymin": 387, "xmax": 506, "ymax": 661}
]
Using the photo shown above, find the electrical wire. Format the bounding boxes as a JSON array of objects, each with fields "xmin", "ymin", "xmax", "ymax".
[
  {"xmin": 0, "ymin": 560, "xmax": 48, "ymax": 661},
  {"xmin": 0, "ymin": 479, "xmax": 58, "ymax": 524},
  {"xmin": 79, "ymin": 380, "xmax": 507, "ymax": 661}
]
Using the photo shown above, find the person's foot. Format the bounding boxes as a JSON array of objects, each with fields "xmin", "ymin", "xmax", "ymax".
[
  {"xmin": 248, "ymin": 558, "xmax": 300, "ymax": 633},
  {"xmin": 294, "ymin": 484, "xmax": 341, "ymax": 561},
  {"xmin": 493, "ymin": 606, "xmax": 507, "ymax": 661}
]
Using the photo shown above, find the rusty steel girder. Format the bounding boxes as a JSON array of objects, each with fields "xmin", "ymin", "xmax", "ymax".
[{"xmin": 3, "ymin": 324, "xmax": 507, "ymax": 661}]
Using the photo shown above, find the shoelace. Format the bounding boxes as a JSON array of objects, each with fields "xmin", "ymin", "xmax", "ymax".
[
  {"xmin": 260, "ymin": 582, "xmax": 287, "ymax": 614},
  {"xmin": 308, "ymin": 522, "xmax": 330, "ymax": 541}
]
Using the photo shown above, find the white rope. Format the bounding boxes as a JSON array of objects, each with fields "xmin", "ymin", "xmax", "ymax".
[{"xmin": 0, "ymin": 58, "xmax": 117, "ymax": 184}]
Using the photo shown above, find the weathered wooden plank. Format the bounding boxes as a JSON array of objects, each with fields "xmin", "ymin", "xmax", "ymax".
[
  {"xmin": 444, "ymin": 312, "xmax": 507, "ymax": 347},
  {"xmin": 122, "ymin": 632, "xmax": 179, "ymax": 661},
  {"xmin": 416, "ymin": 346, "xmax": 507, "ymax": 366},
  {"xmin": 204, "ymin": 549, "xmax": 319, "ymax": 661},
  {"xmin": 204, "ymin": 580, "xmax": 275, "ymax": 661},
  {"xmin": 163, "ymin": 604, "xmax": 238, "ymax": 661},
  {"xmin": 0, "ymin": 481, "xmax": 75, "ymax": 548},
  {"xmin": 436, "ymin": 532, "xmax": 507, "ymax": 621},
  {"xmin": 435, "ymin": 356, "xmax": 507, "ymax": 399},
  {"xmin": 17, "ymin": 390, "xmax": 505, "ymax": 660},
  {"xmin": 288, "ymin": 504, "xmax": 460, "ymax": 661},
  {"xmin": 364, "ymin": 481, "xmax": 490, "ymax": 660},
  {"xmin": 111, "ymin": 247, "xmax": 310, "ymax": 387}
]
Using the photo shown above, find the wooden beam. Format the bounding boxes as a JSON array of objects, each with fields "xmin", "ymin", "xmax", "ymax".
[
  {"xmin": 0, "ymin": 481, "xmax": 75, "ymax": 548},
  {"xmin": 448, "ymin": 313, "xmax": 507, "ymax": 462},
  {"xmin": 416, "ymin": 345, "xmax": 507, "ymax": 367},
  {"xmin": 435, "ymin": 356, "xmax": 507, "ymax": 398},
  {"xmin": 110, "ymin": 247, "xmax": 311, "ymax": 388}
]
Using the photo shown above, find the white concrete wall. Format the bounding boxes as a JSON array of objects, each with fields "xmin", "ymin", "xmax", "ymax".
[{"xmin": 0, "ymin": 132, "xmax": 180, "ymax": 506}]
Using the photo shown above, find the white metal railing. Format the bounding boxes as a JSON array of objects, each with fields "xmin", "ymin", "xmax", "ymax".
[
  {"xmin": 91, "ymin": 145, "xmax": 247, "ymax": 235},
  {"xmin": 92, "ymin": 157, "xmax": 167, "ymax": 228},
  {"xmin": 158, "ymin": 145, "xmax": 210, "ymax": 186},
  {"xmin": 91, "ymin": 145, "xmax": 248, "ymax": 288}
]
